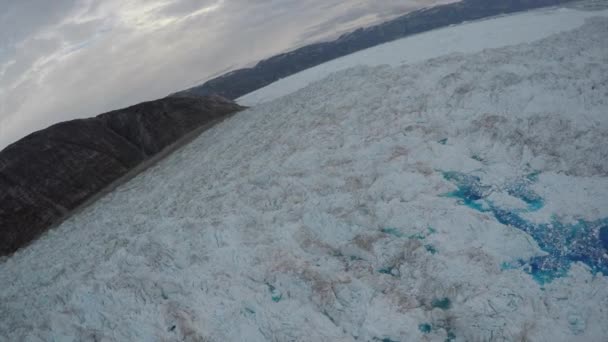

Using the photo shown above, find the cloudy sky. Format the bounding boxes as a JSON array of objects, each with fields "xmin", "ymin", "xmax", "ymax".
[{"xmin": 0, "ymin": 0, "xmax": 455, "ymax": 148}]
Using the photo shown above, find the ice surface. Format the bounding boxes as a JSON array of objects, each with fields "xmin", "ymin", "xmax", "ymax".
[
  {"xmin": 1, "ymin": 7, "xmax": 608, "ymax": 342},
  {"xmin": 442, "ymin": 171, "xmax": 608, "ymax": 283},
  {"xmin": 238, "ymin": 7, "xmax": 608, "ymax": 107}
]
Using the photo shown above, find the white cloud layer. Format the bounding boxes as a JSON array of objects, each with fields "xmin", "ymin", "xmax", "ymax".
[{"xmin": 0, "ymin": 0, "xmax": 455, "ymax": 149}]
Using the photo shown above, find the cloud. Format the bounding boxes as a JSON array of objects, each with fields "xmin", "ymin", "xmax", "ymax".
[{"xmin": 0, "ymin": 0, "xmax": 456, "ymax": 148}]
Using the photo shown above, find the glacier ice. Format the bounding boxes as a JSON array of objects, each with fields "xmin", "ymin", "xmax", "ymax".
[{"xmin": 1, "ymin": 7, "xmax": 608, "ymax": 342}]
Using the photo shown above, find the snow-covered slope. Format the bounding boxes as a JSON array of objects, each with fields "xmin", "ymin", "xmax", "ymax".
[{"xmin": 2, "ymin": 6, "xmax": 608, "ymax": 342}]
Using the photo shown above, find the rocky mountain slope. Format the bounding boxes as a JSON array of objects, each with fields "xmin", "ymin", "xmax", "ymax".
[
  {"xmin": 0, "ymin": 95, "xmax": 244, "ymax": 256},
  {"xmin": 178, "ymin": 0, "xmax": 575, "ymax": 100}
]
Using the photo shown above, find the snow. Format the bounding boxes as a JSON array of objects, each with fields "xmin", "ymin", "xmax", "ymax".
[
  {"xmin": 2, "ymin": 6, "xmax": 608, "ymax": 342},
  {"xmin": 238, "ymin": 6, "xmax": 608, "ymax": 106}
]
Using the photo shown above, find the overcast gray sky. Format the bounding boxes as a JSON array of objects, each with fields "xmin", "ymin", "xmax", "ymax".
[{"xmin": 0, "ymin": 0, "xmax": 455, "ymax": 149}]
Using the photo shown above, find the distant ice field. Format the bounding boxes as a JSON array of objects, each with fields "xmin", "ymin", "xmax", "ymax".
[
  {"xmin": 238, "ymin": 6, "xmax": 608, "ymax": 106},
  {"xmin": 1, "ymin": 5, "xmax": 608, "ymax": 342}
]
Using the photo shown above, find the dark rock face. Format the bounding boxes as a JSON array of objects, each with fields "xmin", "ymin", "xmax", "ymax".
[
  {"xmin": 0, "ymin": 95, "xmax": 244, "ymax": 256},
  {"xmin": 178, "ymin": 0, "xmax": 575, "ymax": 100}
]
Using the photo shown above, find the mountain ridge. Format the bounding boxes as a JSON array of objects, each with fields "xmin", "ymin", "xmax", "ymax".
[
  {"xmin": 177, "ymin": 0, "xmax": 576, "ymax": 100},
  {"xmin": 0, "ymin": 95, "xmax": 244, "ymax": 256}
]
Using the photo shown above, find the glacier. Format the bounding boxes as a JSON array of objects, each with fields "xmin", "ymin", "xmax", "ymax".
[
  {"xmin": 1, "ymin": 5, "xmax": 608, "ymax": 342},
  {"xmin": 238, "ymin": 5, "xmax": 608, "ymax": 107}
]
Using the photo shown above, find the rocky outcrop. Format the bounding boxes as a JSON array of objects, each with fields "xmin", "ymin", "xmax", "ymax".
[
  {"xmin": 178, "ymin": 0, "xmax": 575, "ymax": 100},
  {"xmin": 0, "ymin": 95, "xmax": 244, "ymax": 256}
]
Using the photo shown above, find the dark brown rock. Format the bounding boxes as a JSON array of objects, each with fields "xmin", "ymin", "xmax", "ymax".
[{"xmin": 0, "ymin": 95, "xmax": 244, "ymax": 256}]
